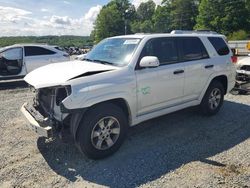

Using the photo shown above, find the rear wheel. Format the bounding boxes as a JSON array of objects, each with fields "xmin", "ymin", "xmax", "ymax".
[
  {"xmin": 75, "ymin": 103, "xmax": 128, "ymax": 159},
  {"xmin": 200, "ymin": 80, "xmax": 225, "ymax": 116}
]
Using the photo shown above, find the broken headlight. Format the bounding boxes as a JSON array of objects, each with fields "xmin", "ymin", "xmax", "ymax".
[{"xmin": 55, "ymin": 85, "xmax": 71, "ymax": 105}]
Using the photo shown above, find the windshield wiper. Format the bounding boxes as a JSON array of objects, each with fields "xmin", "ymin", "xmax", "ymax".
[
  {"xmin": 92, "ymin": 59, "xmax": 115, "ymax": 66},
  {"xmin": 83, "ymin": 58, "xmax": 116, "ymax": 66},
  {"xmin": 82, "ymin": 58, "xmax": 94, "ymax": 62}
]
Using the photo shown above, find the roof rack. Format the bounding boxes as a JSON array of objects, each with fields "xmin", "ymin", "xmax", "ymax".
[
  {"xmin": 12, "ymin": 43, "xmax": 49, "ymax": 46},
  {"xmin": 171, "ymin": 30, "xmax": 218, "ymax": 35}
]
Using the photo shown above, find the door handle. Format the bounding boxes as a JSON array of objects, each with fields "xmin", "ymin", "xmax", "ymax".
[
  {"xmin": 205, "ymin": 65, "xmax": 214, "ymax": 69},
  {"xmin": 173, "ymin": 70, "xmax": 184, "ymax": 75}
]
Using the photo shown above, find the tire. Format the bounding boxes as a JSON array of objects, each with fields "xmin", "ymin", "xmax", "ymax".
[
  {"xmin": 200, "ymin": 80, "xmax": 225, "ymax": 116},
  {"xmin": 75, "ymin": 103, "xmax": 128, "ymax": 159}
]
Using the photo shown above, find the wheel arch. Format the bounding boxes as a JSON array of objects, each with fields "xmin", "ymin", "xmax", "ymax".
[
  {"xmin": 211, "ymin": 75, "xmax": 228, "ymax": 94},
  {"xmin": 199, "ymin": 74, "xmax": 229, "ymax": 102},
  {"xmin": 70, "ymin": 98, "xmax": 132, "ymax": 140}
]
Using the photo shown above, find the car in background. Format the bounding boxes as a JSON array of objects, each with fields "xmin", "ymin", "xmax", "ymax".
[
  {"xmin": 0, "ymin": 44, "xmax": 69, "ymax": 80},
  {"xmin": 74, "ymin": 53, "xmax": 87, "ymax": 60},
  {"xmin": 234, "ymin": 56, "xmax": 250, "ymax": 93}
]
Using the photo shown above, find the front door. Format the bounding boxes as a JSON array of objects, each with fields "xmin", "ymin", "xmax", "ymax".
[
  {"xmin": 136, "ymin": 37, "xmax": 185, "ymax": 116},
  {"xmin": 0, "ymin": 47, "xmax": 24, "ymax": 76}
]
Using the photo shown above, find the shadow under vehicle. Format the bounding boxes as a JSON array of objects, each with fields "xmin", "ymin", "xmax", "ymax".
[{"xmin": 37, "ymin": 100, "xmax": 250, "ymax": 188}]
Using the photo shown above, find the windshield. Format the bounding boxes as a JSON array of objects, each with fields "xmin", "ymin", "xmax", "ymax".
[{"xmin": 85, "ymin": 38, "xmax": 141, "ymax": 67}]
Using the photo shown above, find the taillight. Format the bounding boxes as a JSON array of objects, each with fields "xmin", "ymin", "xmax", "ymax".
[{"xmin": 231, "ymin": 56, "xmax": 237, "ymax": 64}]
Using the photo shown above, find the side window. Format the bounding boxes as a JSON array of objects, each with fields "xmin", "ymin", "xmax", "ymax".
[
  {"xmin": 141, "ymin": 38, "xmax": 178, "ymax": 65},
  {"xmin": 208, "ymin": 37, "xmax": 230, "ymax": 56},
  {"xmin": 180, "ymin": 37, "xmax": 209, "ymax": 61},
  {"xmin": 1, "ymin": 48, "xmax": 23, "ymax": 60},
  {"xmin": 24, "ymin": 46, "xmax": 56, "ymax": 56}
]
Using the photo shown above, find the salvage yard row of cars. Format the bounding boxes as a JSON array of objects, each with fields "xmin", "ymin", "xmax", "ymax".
[{"xmin": 1, "ymin": 30, "xmax": 249, "ymax": 159}]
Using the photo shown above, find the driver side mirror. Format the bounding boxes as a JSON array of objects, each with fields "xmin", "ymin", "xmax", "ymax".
[{"xmin": 139, "ymin": 56, "xmax": 160, "ymax": 68}]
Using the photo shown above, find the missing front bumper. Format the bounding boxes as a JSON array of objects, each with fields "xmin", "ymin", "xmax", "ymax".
[{"xmin": 21, "ymin": 103, "xmax": 53, "ymax": 138}]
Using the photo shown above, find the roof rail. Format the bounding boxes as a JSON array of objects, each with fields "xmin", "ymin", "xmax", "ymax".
[
  {"xmin": 12, "ymin": 43, "xmax": 49, "ymax": 46},
  {"xmin": 171, "ymin": 30, "xmax": 218, "ymax": 35}
]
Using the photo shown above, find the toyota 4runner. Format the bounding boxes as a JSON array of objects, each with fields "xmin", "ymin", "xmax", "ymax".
[{"xmin": 21, "ymin": 31, "xmax": 236, "ymax": 159}]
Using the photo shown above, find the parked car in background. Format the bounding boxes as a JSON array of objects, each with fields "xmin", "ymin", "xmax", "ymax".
[
  {"xmin": 74, "ymin": 53, "xmax": 87, "ymax": 60},
  {"xmin": 234, "ymin": 57, "xmax": 250, "ymax": 93},
  {"xmin": 21, "ymin": 31, "xmax": 235, "ymax": 159},
  {"xmin": 0, "ymin": 44, "xmax": 69, "ymax": 80}
]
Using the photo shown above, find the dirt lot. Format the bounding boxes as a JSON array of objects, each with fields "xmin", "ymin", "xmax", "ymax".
[{"xmin": 0, "ymin": 81, "xmax": 249, "ymax": 188}]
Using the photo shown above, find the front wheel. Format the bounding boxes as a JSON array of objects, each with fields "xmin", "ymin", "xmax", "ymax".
[
  {"xmin": 75, "ymin": 103, "xmax": 128, "ymax": 159},
  {"xmin": 200, "ymin": 80, "xmax": 225, "ymax": 116}
]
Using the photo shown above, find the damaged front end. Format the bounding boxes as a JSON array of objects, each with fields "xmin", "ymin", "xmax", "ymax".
[
  {"xmin": 236, "ymin": 65, "xmax": 250, "ymax": 82},
  {"xmin": 21, "ymin": 85, "xmax": 71, "ymax": 138},
  {"xmin": 234, "ymin": 61, "xmax": 250, "ymax": 93}
]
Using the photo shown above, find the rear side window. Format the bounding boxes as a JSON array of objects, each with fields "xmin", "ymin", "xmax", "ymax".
[
  {"xmin": 24, "ymin": 46, "xmax": 56, "ymax": 56},
  {"xmin": 179, "ymin": 37, "xmax": 209, "ymax": 61},
  {"xmin": 141, "ymin": 38, "xmax": 178, "ymax": 65},
  {"xmin": 208, "ymin": 37, "xmax": 230, "ymax": 56}
]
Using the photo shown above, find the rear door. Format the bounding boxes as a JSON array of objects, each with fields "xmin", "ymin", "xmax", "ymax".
[
  {"xmin": 135, "ymin": 37, "xmax": 185, "ymax": 116},
  {"xmin": 177, "ymin": 37, "xmax": 210, "ymax": 101},
  {"xmin": 24, "ymin": 46, "xmax": 57, "ymax": 73}
]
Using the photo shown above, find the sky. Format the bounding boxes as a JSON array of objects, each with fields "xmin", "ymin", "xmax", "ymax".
[{"xmin": 0, "ymin": 0, "xmax": 162, "ymax": 37}]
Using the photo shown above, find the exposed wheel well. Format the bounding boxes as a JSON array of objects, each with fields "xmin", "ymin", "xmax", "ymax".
[
  {"xmin": 70, "ymin": 98, "xmax": 131, "ymax": 141},
  {"xmin": 108, "ymin": 98, "xmax": 131, "ymax": 125},
  {"xmin": 211, "ymin": 75, "xmax": 228, "ymax": 94},
  {"xmin": 87, "ymin": 98, "xmax": 131, "ymax": 125}
]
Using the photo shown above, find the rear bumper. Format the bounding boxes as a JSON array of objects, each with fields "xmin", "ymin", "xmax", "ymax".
[{"xmin": 21, "ymin": 103, "xmax": 53, "ymax": 138}]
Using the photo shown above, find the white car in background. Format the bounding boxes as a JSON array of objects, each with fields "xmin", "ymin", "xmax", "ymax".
[
  {"xmin": 234, "ymin": 56, "xmax": 250, "ymax": 93},
  {"xmin": 0, "ymin": 44, "xmax": 69, "ymax": 80},
  {"xmin": 237, "ymin": 56, "xmax": 250, "ymax": 74},
  {"xmin": 74, "ymin": 53, "xmax": 87, "ymax": 60}
]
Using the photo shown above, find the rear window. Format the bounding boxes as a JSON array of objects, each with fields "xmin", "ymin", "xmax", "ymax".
[
  {"xmin": 208, "ymin": 37, "xmax": 230, "ymax": 56},
  {"xmin": 24, "ymin": 46, "xmax": 56, "ymax": 56},
  {"xmin": 179, "ymin": 37, "xmax": 209, "ymax": 61}
]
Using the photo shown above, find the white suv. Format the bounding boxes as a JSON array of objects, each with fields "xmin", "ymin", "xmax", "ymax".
[
  {"xmin": 21, "ymin": 31, "xmax": 236, "ymax": 159},
  {"xmin": 0, "ymin": 44, "xmax": 69, "ymax": 80}
]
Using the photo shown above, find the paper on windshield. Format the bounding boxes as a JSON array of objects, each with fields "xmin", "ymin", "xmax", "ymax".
[{"xmin": 123, "ymin": 39, "xmax": 140, "ymax": 45}]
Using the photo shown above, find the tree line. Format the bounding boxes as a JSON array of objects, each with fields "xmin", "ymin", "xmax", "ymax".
[
  {"xmin": 91, "ymin": 0, "xmax": 250, "ymax": 43},
  {"xmin": 0, "ymin": 36, "xmax": 92, "ymax": 48}
]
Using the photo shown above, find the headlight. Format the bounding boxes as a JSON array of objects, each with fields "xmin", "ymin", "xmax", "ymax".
[{"xmin": 55, "ymin": 85, "xmax": 71, "ymax": 105}]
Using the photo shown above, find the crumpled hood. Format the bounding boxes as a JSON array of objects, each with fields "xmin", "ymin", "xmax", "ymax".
[
  {"xmin": 237, "ymin": 57, "xmax": 250, "ymax": 68},
  {"xmin": 24, "ymin": 60, "xmax": 118, "ymax": 89}
]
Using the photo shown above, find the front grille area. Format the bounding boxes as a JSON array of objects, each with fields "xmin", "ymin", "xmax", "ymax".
[
  {"xmin": 241, "ymin": 65, "xmax": 250, "ymax": 71},
  {"xmin": 35, "ymin": 88, "xmax": 55, "ymax": 117},
  {"xmin": 34, "ymin": 87, "xmax": 69, "ymax": 117},
  {"xmin": 236, "ymin": 73, "xmax": 250, "ymax": 82}
]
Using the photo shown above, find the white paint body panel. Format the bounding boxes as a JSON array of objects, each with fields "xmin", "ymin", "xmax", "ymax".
[
  {"xmin": 237, "ymin": 57, "xmax": 250, "ymax": 68},
  {"xmin": 24, "ymin": 61, "xmax": 118, "ymax": 89},
  {"xmin": 24, "ymin": 54, "xmax": 68, "ymax": 73}
]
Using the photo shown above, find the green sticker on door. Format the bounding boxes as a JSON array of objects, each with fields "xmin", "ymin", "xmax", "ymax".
[{"xmin": 137, "ymin": 86, "xmax": 151, "ymax": 95}]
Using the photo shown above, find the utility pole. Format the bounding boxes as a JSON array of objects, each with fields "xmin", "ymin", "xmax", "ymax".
[{"xmin": 124, "ymin": 9, "xmax": 129, "ymax": 35}]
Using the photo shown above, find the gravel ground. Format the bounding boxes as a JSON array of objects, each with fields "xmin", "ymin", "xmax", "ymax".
[{"xmin": 0, "ymin": 80, "xmax": 249, "ymax": 188}]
